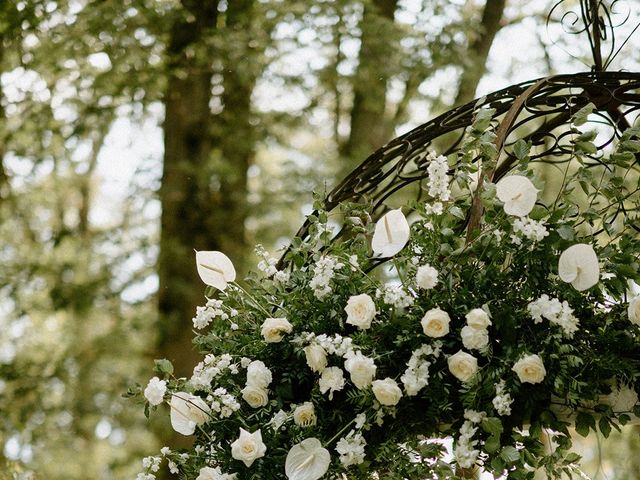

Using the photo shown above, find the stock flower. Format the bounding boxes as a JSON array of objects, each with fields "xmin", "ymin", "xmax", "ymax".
[
  {"xmin": 512, "ymin": 354, "xmax": 546, "ymax": 384},
  {"xmin": 558, "ymin": 243, "xmax": 600, "ymax": 291},
  {"xmin": 319, "ymin": 367, "xmax": 345, "ymax": 400},
  {"xmin": 231, "ymin": 428, "xmax": 267, "ymax": 467},
  {"xmin": 371, "ymin": 378, "xmax": 403, "ymax": 406},
  {"xmin": 496, "ymin": 175, "xmax": 538, "ymax": 217},
  {"xmin": 447, "ymin": 351, "xmax": 478, "ymax": 382},
  {"xmin": 303, "ymin": 344, "xmax": 328, "ymax": 373},
  {"xmin": 628, "ymin": 296, "xmax": 640, "ymax": 326},
  {"xmin": 421, "ymin": 308, "xmax": 451, "ymax": 338},
  {"xmin": 293, "ymin": 402, "xmax": 317, "ymax": 427},
  {"xmin": 465, "ymin": 308, "xmax": 491, "ymax": 330},
  {"xmin": 261, "ymin": 317, "xmax": 293, "ymax": 343},
  {"xmin": 460, "ymin": 326, "xmax": 489, "ymax": 351},
  {"xmin": 195, "ymin": 251, "xmax": 236, "ymax": 290},
  {"xmin": 371, "ymin": 209, "xmax": 410, "ymax": 257},
  {"xmin": 416, "ymin": 264, "xmax": 439, "ymax": 290},
  {"xmin": 285, "ymin": 438, "xmax": 331, "ymax": 480},
  {"xmin": 344, "ymin": 351, "xmax": 377, "ymax": 389},
  {"xmin": 144, "ymin": 376, "xmax": 166, "ymax": 406},
  {"xmin": 241, "ymin": 384, "xmax": 269, "ymax": 408},
  {"xmin": 344, "ymin": 294, "xmax": 376, "ymax": 330},
  {"xmin": 170, "ymin": 392, "xmax": 211, "ymax": 436},
  {"xmin": 246, "ymin": 360, "xmax": 272, "ymax": 389}
]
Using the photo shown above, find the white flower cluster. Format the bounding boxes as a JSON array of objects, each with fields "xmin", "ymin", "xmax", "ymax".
[
  {"xmin": 144, "ymin": 377, "xmax": 167, "ymax": 406},
  {"xmin": 424, "ymin": 201, "xmax": 444, "ymax": 216},
  {"xmin": 193, "ymin": 299, "xmax": 234, "ymax": 330},
  {"xmin": 427, "ymin": 154, "xmax": 451, "ymax": 201},
  {"xmin": 492, "ymin": 380, "xmax": 513, "ymax": 416},
  {"xmin": 527, "ymin": 294, "xmax": 579, "ymax": 337},
  {"xmin": 415, "ymin": 264, "xmax": 439, "ymax": 290},
  {"xmin": 269, "ymin": 409, "xmax": 289, "ymax": 430},
  {"xmin": 309, "ymin": 256, "xmax": 345, "ymax": 299},
  {"xmin": 189, "ymin": 354, "xmax": 238, "ymax": 390},
  {"xmin": 255, "ymin": 244, "xmax": 289, "ymax": 283},
  {"xmin": 400, "ymin": 342, "xmax": 442, "ymax": 396},
  {"xmin": 336, "ymin": 430, "xmax": 367, "ymax": 467},
  {"xmin": 196, "ymin": 466, "xmax": 237, "ymax": 480},
  {"xmin": 454, "ymin": 410, "xmax": 485, "ymax": 469},
  {"xmin": 305, "ymin": 332, "xmax": 354, "ymax": 357},
  {"xmin": 376, "ymin": 284, "xmax": 415, "ymax": 309},
  {"xmin": 209, "ymin": 387, "xmax": 241, "ymax": 418},
  {"xmin": 510, "ymin": 217, "xmax": 549, "ymax": 244}
]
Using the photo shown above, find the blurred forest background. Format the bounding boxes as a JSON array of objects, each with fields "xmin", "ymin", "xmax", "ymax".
[{"xmin": 0, "ymin": 0, "xmax": 639, "ymax": 478}]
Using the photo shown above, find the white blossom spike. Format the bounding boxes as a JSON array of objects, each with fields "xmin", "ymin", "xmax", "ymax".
[
  {"xmin": 371, "ymin": 209, "xmax": 410, "ymax": 257},
  {"xmin": 195, "ymin": 251, "xmax": 236, "ymax": 290}
]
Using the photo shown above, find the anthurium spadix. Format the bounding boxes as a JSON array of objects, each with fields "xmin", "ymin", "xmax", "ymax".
[
  {"xmin": 285, "ymin": 438, "xmax": 331, "ymax": 480},
  {"xmin": 371, "ymin": 209, "xmax": 410, "ymax": 257},
  {"xmin": 496, "ymin": 175, "xmax": 538, "ymax": 217},
  {"xmin": 195, "ymin": 250, "xmax": 236, "ymax": 290},
  {"xmin": 558, "ymin": 243, "xmax": 600, "ymax": 291}
]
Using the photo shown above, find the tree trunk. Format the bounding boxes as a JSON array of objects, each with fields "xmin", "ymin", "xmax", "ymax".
[
  {"xmin": 158, "ymin": 0, "xmax": 220, "ymax": 375},
  {"xmin": 341, "ymin": 0, "xmax": 398, "ymax": 173},
  {"xmin": 453, "ymin": 0, "xmax": 507, "ymax": 106}
]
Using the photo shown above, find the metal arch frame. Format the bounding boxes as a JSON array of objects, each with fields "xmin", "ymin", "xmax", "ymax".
[{"xmin": 278, "ymin": 71, "xmax": 640, "ymax": 267}]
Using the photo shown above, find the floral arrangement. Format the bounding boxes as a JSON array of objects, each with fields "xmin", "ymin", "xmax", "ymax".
[{"xmin": 131, "ymin": 109, "xmax": 640, "ymax": 480}]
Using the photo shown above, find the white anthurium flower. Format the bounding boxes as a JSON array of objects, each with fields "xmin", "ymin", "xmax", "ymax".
[
  {"xmin": 558, "ymin": 243, "xmax": 600, "ymax": 291},
  {"xmin": 495, "ymin": 175, "xmax": 538, "ymax": 217},
  {"xmin": 371, "ymin": 209, "xmax": 410, "ymax": 257},
  {"xmin": 170, "ymin": 392, "xmax": 211, "ymax": 436},
  {"xmin": 195, "ymin": 251, "xmax": 236, "ymax": 290},
  {"xmin": 285, "ymin": 438, "xmax": 331, "ymax": 480}
]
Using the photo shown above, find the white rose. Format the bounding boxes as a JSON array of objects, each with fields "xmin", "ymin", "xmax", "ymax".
[
  {"xmin": 416, "ymin": 264, "xmax": 439, "ymax": 290},
  {"xmin": 241, "ymin": 384, "xmax": 269, "ymax": 408},
  {"xmin": 196, "ymin": 466, "xmax": 237, "ymax": 480},
  {"xmin": 246, "ymin": 360, "xmax": 272, "ymax": 389},
  {"xmin": 304, "ymin": 344, "xmax": 328, "ymax": 373},
  {"xmin": 512, "ymin": 354, "xmax": 546, "ymax": 384},
  {"xmin": 465, "ymin": 308, "xmax": 492, "ymax": 329},
  {"xmin": 420, "ymin": 308, "xmax": 451, "ymax": 338},
  {"xmin": 261, "ymin": 317, "xmax": 293, "ymax": 343},
  {"xmin": 319, "ymin": 367, "xmax": 345, "ymax": 400},
  {"xmin": 344, "ymin": 294, "xmax": 376, "ymax": 330},
  {"xmin": 371, "ymin": 378, "xmax": 403, "ymax": 406},
  {"xmin": 447, "ymin": 351, "xmax": 478, "ymax": 383},
  {"xmin": 344, "ymin": 351, "xmax": 377, "ymax": 389},
  {"xmin": 231, "ymin": 428, "xmax": 267, "ymax": 467},
  {"xmin": 170, "ymin": 392, "xmax": 211, "ymax": 436},
  {"xmin": 293, "ymin": 402, "xmax": 317, "ymax": 427},
  {"xmin": 628, "ymin": 296, "xmax": 640, "ymax": 326},
  {"xmin": 460, "ymin": 325, "xmax": 489, "ymax": 350},
  {"xmin": 144, "ymin": 376, "xmax": 167, "ymax": 406}
]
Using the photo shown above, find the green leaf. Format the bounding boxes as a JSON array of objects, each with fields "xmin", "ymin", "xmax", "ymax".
[
  {"xmin": 500, "ymin": 446, "xmax": 520, "ymax": 463},
  {"xmin": 575, "ymin": 141, "xmax": 597, "ymax": 154},
  {"xmin": 598, "ymin": 416, "xmax": 612, "ymax": 438},
  {"xmin": 154, "ymin": 358, "xmax": 174, "ymax": 375},
  {"xmin": 556, "ymin": 224, "xmax": 574, "ymax": 241},
  {"xmin": 564, "ymin": 452, "xmax": 581, "ymax": 464},
  {"xmin": 513, "ymin": 139, "xmax": 530, "ymax": 160},
  {"xmin": 484, "ymin": 434, "xmax": 501, "ymax": 453},
  {"xmin": 573, "ymin": 102, "xmax": 595, "ymax": 126},
  {"xmin": 481, "ymin": 417, "xmax": 504, "ymax": 436},
  {"xmin": 575, "ymin": 411, "xmax": 595, "ymax": 437}
]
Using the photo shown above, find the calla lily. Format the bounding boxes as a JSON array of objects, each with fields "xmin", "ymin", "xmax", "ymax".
[
  {"xmin": 285, "ymin": 438, "xmax": 331, "ymax": 480},
  {"xmin": 170, "ymin": 392, "xmax": 211, "ymax": 436},
  {"xmin": 496, "ymin": 175, "xmax": 538, "ymax": 217},
  {"xmin": 558, "ymin": 243, "xmax": 600, "ymax": 291},
  {"xmin": 195, "ymin": 251, "xmax": 236, "ymax": 290},
  {"xmin": 371, "ymin": 209, "xmax": 410, "ymax": 257}
]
